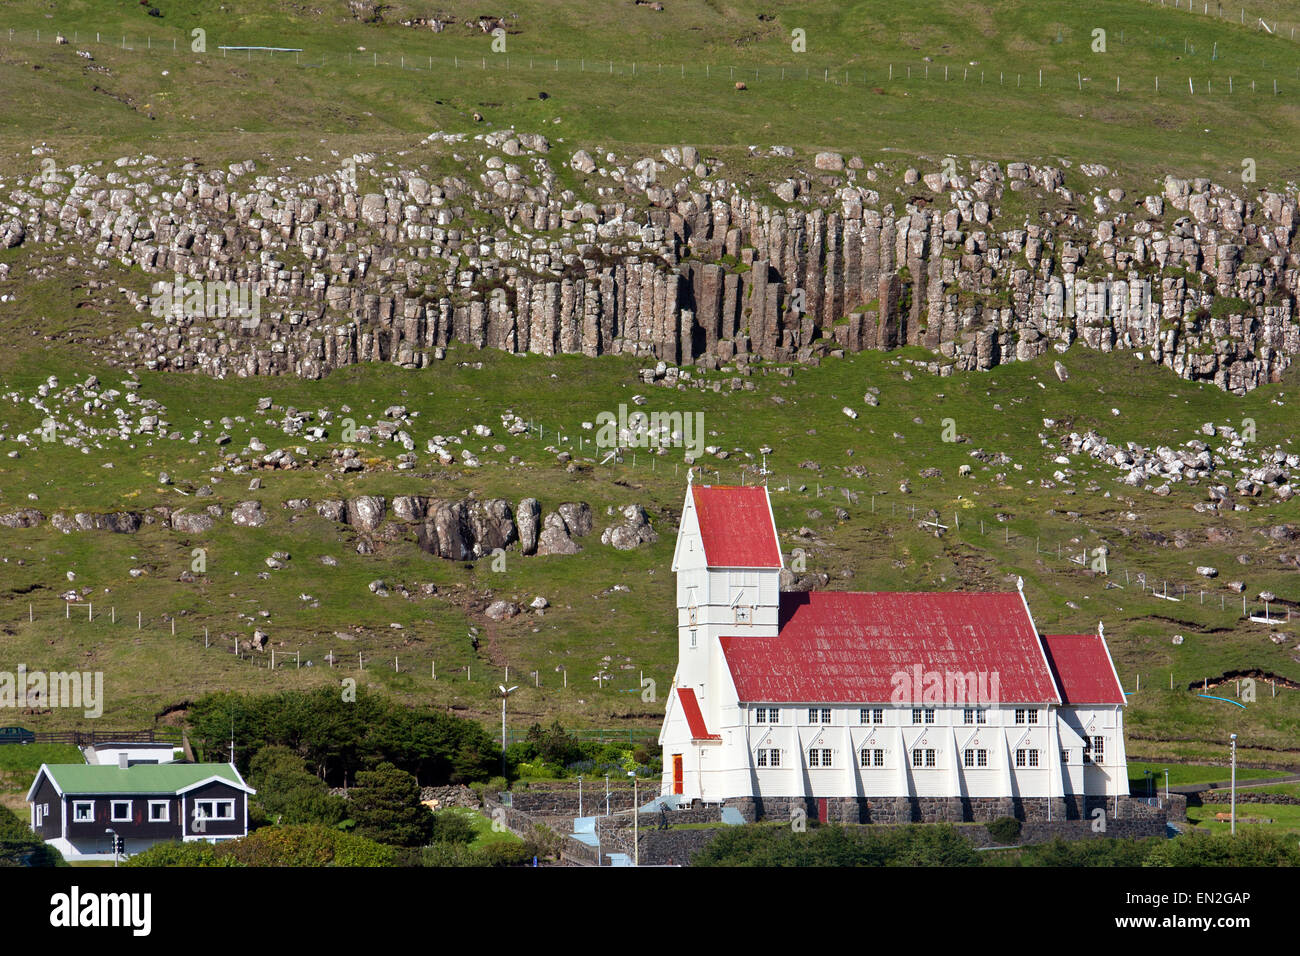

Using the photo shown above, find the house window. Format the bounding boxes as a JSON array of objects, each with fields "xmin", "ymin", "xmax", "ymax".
[
  {"xmin": 924, "ymin": 708, "xmax": 935, "ymax": 724},
  {"xmin": 859, "ymin": 748, "xmax": 885, "ymax": 768},
  {"xmin": 110, "ymin": 800, "xmax": 132, "ymax": 822},
  {"xmin": 754, "ymin": 706, "xmax": 779, "ymax": 724},
  {"xmin": 1085, "ymin": 736, "xmax": 1105, "ymax": 764},
  {"xmin": 963, "ymin": 749, "xmax": 988, "ymax": 768},
  {"xmin": 72, "ymin": 801, "xmax": 94, "ymax": 823},
  {"xmin": 911, "ymin": 748, "xmax": 936, "ymax": 768},
  {"xmin": 911, "ymin": 707, "xmax": 934, "ymax": 725},
  {"xmin": 756, "ymin": 749, "xmax": 767, "ymax": 767},
  {"xmin": 766, "ymin": 708, "xmax": 779, "ymax": 724},
  {"xmin": 808, "ymin": 748, "xmax": 832, "ymax": 768},
  {"xmin": 1015, "ymin": 749, "xmax": 1040, "ymax": 768},
  {"xmin": 964, "ymin": 708, "xmax": 987, "ymax": 725},
  {"xmin": 858, "ymin": 707, "xmax": 883, "ymax": 724},
  {"xmin": 193, "ymin": 799, "xmax": 236, "ymax": 822},
  {"xmin": 808, "ymin": 708, "xmax": 831, "ymax": 724},
  {"xmin": 756, "ymin": 748, "xmax": 780, "ymax": 768},
  {"xmin": 1061, "ymin": 749, "xmax": 1070, "ymax": 765},
  {"xmin": 912, "ymin": 708, "xmax": 922, "ymax": 725},
  {"xmin": 148, "ymin": 800, "xmax": 170, "ymax": 823},
  {"xmin": 689, "ymin": 629, "xmax": 697, "ymax": 649},
  {"xmin": 1015, "ymin": 708, "xmax": 1039, "ymax": 725},
  {"xmin": 755, "ymin": 707, "xmax": 766, "ymax": 724}
]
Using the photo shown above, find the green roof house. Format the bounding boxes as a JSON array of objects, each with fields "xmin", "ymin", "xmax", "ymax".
[{"xmin": 27, "ymin": 762, "xmax": 255, "ymax": 862}]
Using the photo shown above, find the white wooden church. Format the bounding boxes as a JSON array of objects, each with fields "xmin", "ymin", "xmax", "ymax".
[{"xmin": 658, "ymin": 478, "xmax": 1129, "ymax": 813}]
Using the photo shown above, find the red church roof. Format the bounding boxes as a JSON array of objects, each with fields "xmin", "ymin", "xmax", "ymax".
[
  {"xmin": 690, "ymin": 484, "xmax": 781, "ymax": 568},
  {"xmin": 677, "ymin": 687, "xmax": 720, "ymax": 740},
  {"xmin": 719, "ymin": 591, "xmax": 1062, "ymax": 705},
  {"xmin": 1041, "ymin": 634, "xmax": 1126, "ymax": 705}
]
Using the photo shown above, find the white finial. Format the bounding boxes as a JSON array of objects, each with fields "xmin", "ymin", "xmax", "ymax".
[
  {"xmin": 1016, "ymin": 575, "xmax": 1024, "ymax": 591},
  {"xmin": 1098, "ymin": 620, "xmax": 1104, "ymax": 639},
  {"xmin": 687, "ymin": 465, "xmax": 694, "ymax": 486}
]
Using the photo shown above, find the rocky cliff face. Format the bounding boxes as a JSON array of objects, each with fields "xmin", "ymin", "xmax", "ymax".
[{"xmin": 7, "ymin": 132, "xmax": 1298, "ymax": 392}]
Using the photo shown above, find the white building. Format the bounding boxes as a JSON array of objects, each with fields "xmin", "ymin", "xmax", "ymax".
[{"xmin": 658, "ymin": 479, "xmax": 1129, "ymax": 819}]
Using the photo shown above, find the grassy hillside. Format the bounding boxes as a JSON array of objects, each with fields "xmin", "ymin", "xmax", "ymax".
[
  {"xmin": 0, "ymin": 329, "xmax": 1298, "ymax": 768},
  {"xmin": 0, "ymin": 0, "xmax": 1298, "ymax": 771},
  {"xmin": 1, "ymin": 1, "xmax": 1299, "ymax": 184}
]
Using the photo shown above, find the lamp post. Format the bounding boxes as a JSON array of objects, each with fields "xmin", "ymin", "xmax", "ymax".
[
  {"xmin": 104, "ymin": 827, "xmax": 119, "ymax": 868},
  {"xmin": 605, "ymin": 774, "xmax": 610, "ymax": 816},
  {"xmin": 498, "ymin": 684, "xmax": 517, "ymax": 779},
  {"xmin": 1229, "ymin": 734, "xmax": 1238, "ymax": 836},
  {"xmin": 628, "ymin": 770, "xmax": 638, "ymax": 867},
  {"xmin": 1163, "ymin": 769, "xmax": 1170, "ymax": 804}
]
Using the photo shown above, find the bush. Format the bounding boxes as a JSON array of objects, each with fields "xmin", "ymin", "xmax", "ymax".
[
  {"xmin": 429, "ymin": 810, "xmax": 477, "ymax": 845},
  {"xmin": 248, "ymin": 745, "xmax": 347, "ymax": 828},
  {"xmin": 481, "ymin": 840, "xmax": 536, "ymax": 867},
  {"xmin": 0, "ymin": 806, "xmax": 64, "ymax": 867},
  {"xmin": 422, "ymin": 842, "xmax": 487, "ymax": 867},
  {"xmin": 350, "ymin": 763, "xmax": 434, "ymax": 848},
  {"xmin": 219, "ymin": 825, "xmax": 399, "ymax": 867},
  {"xmin": 126, "ymin": 841, "xmax": 241, "ymax": 867},
  {"xmin": 987, "ymin": 817, "xmax": 1022, "ymax": 845}
]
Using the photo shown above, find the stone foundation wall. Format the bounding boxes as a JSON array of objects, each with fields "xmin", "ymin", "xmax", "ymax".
[{"xmin": 723, "ymin": 794, "xmax": 1166, "ymax": 827}]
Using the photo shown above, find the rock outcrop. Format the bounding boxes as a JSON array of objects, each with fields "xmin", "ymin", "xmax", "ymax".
[{"xmin": 13, "ymin": 135, "xmax": 1294, "ymax": 394}]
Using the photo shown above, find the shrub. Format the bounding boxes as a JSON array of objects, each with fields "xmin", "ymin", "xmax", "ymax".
[
  {"xmin": 350, "ymin": 763, "xmax": 434, "ymax": 848},
  {"xmin": 125, "ymin": 841, "xmax": 241, "ymax": 867},
  {"xmin": 218, "ymin": 825, "xmax": 398, "ymax": 867},
  {"xmin": 986, "ymin": 817, "xmax": 1023, "ymax": 845},
  {"xmin": 422, "ymin": 842, "xmax": 487, "ymax": 867},
  {"xmin": 429, "ymin": 810, "xmax": 477, "ymax": 845},
  {"xmin": 481, "ymin": 840, "xmax": 536, "ymax": 867}
]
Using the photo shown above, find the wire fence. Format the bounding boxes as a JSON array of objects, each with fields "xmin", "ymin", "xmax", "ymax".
[
  {"xmin": 13, "ymin": 473, "xmax": 1292, "ymax": 699},
  {"xmin": 3, "ymin": 19, "xmax": 1299, "ymax": 100}
]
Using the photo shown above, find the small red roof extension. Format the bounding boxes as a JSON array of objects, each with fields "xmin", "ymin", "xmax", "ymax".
[
  {"xmin": 1041, "ymin": 634, "xmax": 1126, "ymax": 705},
  {"xmin": 677, "ymin": 687, "xmax": 720, "ymax": 740},
  {"xmin": 691, "ymin": 484, "xmax": 781, "ymax": 568},
  {"xmin": 719, "ymin": 591, "xmax": 1061, "ymax": 704}
]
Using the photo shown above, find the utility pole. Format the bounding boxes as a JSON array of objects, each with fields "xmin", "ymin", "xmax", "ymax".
[{"xmin": 1229, "ymin": 734, "xmax": 1238, "ymax": 835}]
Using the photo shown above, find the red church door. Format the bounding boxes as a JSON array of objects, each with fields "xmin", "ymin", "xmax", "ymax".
[
  {"xmin": 673, "ymin": 755, "xmax": 684, "ymax": 795},
  {"xmin": 817, "ymin": 798, "xmax": 829, "ymax": 823}
]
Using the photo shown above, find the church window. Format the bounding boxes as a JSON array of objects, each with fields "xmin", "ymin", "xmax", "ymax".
[
  {"xmin": 860, "ymin": 748, "xmax": 884, "ymax": 767},
  {"xmin": 1015, "ymin": 749, "xmax": 1040, "ymax": 768}
]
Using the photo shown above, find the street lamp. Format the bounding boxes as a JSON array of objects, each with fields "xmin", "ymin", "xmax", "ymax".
[
  {"xmin": 1163, "ymin": 769, "xmax": 1170, "ymax": 804},
  {"xmin": 628, "ymin": 770, "xmax": 638, "ymax": 867},
  {"xmin": 104, "ymin": 827, "xmax": 119, "ymax": 868},
  {"xmin": 498, "ymin": 684, "xmax": 518, "ymax": 779},
  {"xmin": 605, "ymin": 774, "xmax": 610, "ymax": 816},
  {"xmin": 1229, "ymin": 734, "xmax": 1238, "ymax": 836}
]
